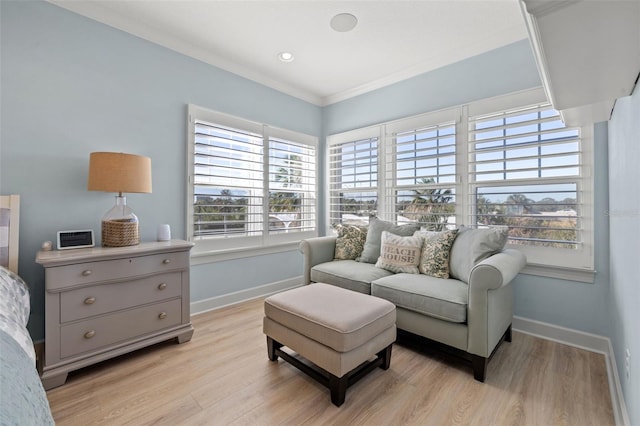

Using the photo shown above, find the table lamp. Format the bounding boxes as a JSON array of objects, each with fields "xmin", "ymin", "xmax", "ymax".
[{"xmin": 87, "ymin": 152, "xmax": 152, "ymax": 247}]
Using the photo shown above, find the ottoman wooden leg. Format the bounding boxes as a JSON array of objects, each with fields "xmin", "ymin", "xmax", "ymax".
[
  {"xmin": 378, "ymin": 344, "xmax": 393, "ymax": 370},
  {"xmin": 329, "ymin": 374, "xmax": 348, "ymax": 407},
  {"xmin": 267, "ymin": 336, "xmax": 283, "ymax": 361}
]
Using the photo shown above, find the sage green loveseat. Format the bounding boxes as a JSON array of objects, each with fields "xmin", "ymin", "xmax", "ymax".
[{"xmin": 299, "ymin": 225, "xmax": 526, "ymax": 382}]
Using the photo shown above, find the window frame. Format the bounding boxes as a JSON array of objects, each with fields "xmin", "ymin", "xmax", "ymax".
[
  {"xmin": 187, "ymin": 104, "xmax": 318, "ymax": 263},
  {"xmin": 467, "ymin": 102, "xmax": 593, "ymax": 278},
  {"xmin": 385, "ymin": 109, "xmax": 459, "ymax": 229},
  {"xmin": 327, "ymin": 126, "xmax": 383, "ymax": 227},
  {"xmin": 326, "ymin": 88, "xmax": 595, "ymax": 282}
]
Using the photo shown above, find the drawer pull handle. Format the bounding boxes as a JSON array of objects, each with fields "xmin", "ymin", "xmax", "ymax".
[
  {"xmin": 158, "ymin": 283, "xmax": 167, "ymax": 290},
  {"xmin": 158, "ymin": 312, "xmax": 167, "ymax": 320},
  {"xmin": 82, "ymin": 270, "xmax": 92, "ymax": 277},
  {"xmin": 162, "ymin": 259, "xmax": 171, "ymax": 265},
  {"xmin": 84, "ymin": 330, "xmax": 96, "ymax": 339},
  {"xmin": 84, "ymin": 297, "xmax": 96, "ymax": 305}
]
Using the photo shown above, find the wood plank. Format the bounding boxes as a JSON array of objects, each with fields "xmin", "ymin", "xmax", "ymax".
[{"xmin": 46, "ymin": 297, "xmax": 614, "ymax": 425}]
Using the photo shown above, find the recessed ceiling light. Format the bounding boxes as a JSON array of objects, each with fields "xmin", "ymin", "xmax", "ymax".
[
  {"xmin": 278, "ymin": 52, "xmax": 294, "ymax": 62},
  {"xmin": 330, "ymin": 13, "xmax": 358, "ymax": 32}
]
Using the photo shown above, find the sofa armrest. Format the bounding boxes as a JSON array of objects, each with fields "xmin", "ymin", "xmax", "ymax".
[
  {"xmin": 299, "ymin": 236, "xmax": 337, "ymax": 285},
  {"xmin": 468, "ymin": 249, "xmax": 527, "ymax": 291},
  {"xmin": 467, "ymin": 249, "xmax": 526, "ymax": 358}
]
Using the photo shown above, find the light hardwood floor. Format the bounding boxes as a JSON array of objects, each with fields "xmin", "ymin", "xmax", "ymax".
[{"xmin": 47, "ymin": 297, "xmax": 614, "ymax": 425}]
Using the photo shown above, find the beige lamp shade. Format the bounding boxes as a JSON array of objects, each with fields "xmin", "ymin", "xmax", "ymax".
[{"xmin": 88, "ymin": 152, "xmax": 152, "ymax": 194}]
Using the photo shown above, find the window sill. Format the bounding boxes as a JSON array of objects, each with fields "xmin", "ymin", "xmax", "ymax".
[
  {"xmin": 190, "ymin": 241, "xmax": 301, "ymax": 265},
  {"xmin": 520, "ymin": 263, "xmax": 596, "ymax": 283}
]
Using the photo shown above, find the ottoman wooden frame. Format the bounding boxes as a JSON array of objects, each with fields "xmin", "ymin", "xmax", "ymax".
[{"xmin": 263, "ymin": 283, "xmax": 396, "ymax": 406}]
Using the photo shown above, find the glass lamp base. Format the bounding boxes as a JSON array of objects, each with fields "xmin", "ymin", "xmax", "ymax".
[{"xmin": 101, "ymin": 195, "xmax": 140, "ymax": 247}]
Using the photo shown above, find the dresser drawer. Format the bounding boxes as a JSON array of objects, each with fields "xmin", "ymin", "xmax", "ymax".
[
  {"xmin": 59, "ymin": 299, "xmax": 182, "ymax": 359},
  {"xmin": 59, "ymin": 272, "xmax": 182, "ymax": 323},
  {"xmin": 46, "ymin": 251, "xmax": 189, "ymax": 291}
]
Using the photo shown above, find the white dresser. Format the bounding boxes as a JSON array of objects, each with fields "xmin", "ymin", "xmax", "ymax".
[{"xmin": 36, "ymin": 240, "xmax": 194, "ymax": 390}]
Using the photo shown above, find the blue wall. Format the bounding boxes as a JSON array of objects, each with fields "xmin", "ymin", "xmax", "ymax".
[
  {"xmin": 512, "ymin": 121, "xmax": 611, "ymax": 336},
  {"xmin": 323, "ymin": 40, "xmax": 541, "ymax": 135},
  {"xmin": 608, "ymin": 83, "xmax": 640, "ymax": 426},
  {"xmin": 0, "ymin": 1, "xmax": 617, "ymax": 357},
  {"xmin": 323, "ymin": 39, "xmax": 611, "ymax": 336},
  {"xmin": 0, "ymin": 1, "xmax": 321, "ymax": 340}
]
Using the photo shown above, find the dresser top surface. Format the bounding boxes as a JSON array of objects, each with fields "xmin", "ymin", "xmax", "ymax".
[{"xmin": 36, "ymin": 240, "xmax": 194, "ymax": 266}]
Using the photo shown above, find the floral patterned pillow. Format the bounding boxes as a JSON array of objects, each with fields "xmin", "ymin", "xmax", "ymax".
[
  {"xmin": 333, "ymin": 224, "xmax": 368, "ymax": 260},
  {"xmin": 375, "ymin": 231, "xmax": 422, "ymax": 274},
  {"xmin": 414, "ymin": 229, "xmax": 459, "ymax": 278}
]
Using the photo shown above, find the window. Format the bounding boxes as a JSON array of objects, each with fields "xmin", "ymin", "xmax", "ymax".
[
  {"xmin": 192, "ymin": 121, "xmax": 263, "ymax": 239},
  {"xmin": 469, "ymin": 103, "xmax": 592, "ymax": 272},
  {"xmin": 188, "ymin": 105, "xmax": 317, "ymax": 256},
  {"xmin": 268, "ymin": 136, "xmax": 316, "ymax": 238},
  {"xmin": 328, "ymin": 128, "xmax": 380, "ymax": 227},
  {"xmin": 327, "ymin": 88, "xmax": 594, "ymax": 280},
  {"xmin": 387, "ymin": 112, "xmax": 457, "ymax": 230}
]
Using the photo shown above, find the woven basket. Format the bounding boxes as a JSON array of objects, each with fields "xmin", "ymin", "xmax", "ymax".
[{"xmin": 102, "ymin": 219, "xmax": 139, "ymax": 247}]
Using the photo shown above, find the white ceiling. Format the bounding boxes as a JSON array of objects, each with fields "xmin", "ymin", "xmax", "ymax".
[{"xmin": 49, "ymin": 0, "xmax": 530, "ymax": 106}]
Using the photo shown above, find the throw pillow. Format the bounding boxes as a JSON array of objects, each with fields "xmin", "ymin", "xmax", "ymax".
[
  {"xmin": 358, "ymin": 217, "xmax": 421, "ymax": 263},
  {"xmin": 414, "ymin": 229, "xmax": 459, "ymax": 278},
  {"xmin": 375, "ymin": 231, "xmax": 422, "ymax": 274},
  {"xmin": 449, "ymin": 226, "xmax": 509, "ymax": 283},
  {"xmin": 333, "ymin": 224, "xmax": 368, "ymax": 260}
]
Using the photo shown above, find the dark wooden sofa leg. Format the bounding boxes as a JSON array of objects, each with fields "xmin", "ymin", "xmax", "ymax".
[
  {"xmin": 267, "ymin": 336, "xmax": 283, "ymax": 361},
  {"xmin": 472, "ymin": 355, "xmax": 487, "ymax": 382},
  {"xmin": 505, "ymin": 324, "xmax": 513, "ymax": 343}
]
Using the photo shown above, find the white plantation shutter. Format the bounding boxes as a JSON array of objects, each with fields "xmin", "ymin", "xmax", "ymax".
[
  {"xmin": 387, "ymin": 119, "xmax": 457, "ymax": 229},
  {"xmin": 188, "ymin": 105, "xmax": 317, "ymax": 253},
  {"xmin": 469, "ymin": 105, "xmax": 581, "ymax": 182},
  {"xmin": 268, "ymin": 135, "xmax": 316, "ymax": 235},
  {"xmin": 327, "ymin": 88, "xmax": 594, "ymax": 278},
  {"xmin": 468, "ymin": 104, "xmax": 584, "ymax": 249},
  {"xmin": 193, "ymin": 121, "xmax": 264, "ymax": 238},
  {"xmin": 328, "ymin": 132, "xmax": 379, "ymax": 226}
]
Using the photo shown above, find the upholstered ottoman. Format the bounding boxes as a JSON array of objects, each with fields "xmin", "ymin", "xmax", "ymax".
[{"xmin": 263, "ymin": 283, "xmax": 396, "ymax": 406}]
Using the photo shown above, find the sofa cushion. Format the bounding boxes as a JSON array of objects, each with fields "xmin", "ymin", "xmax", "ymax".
[
  {"xmin": 333, "ymin": 224, "xmax": 367, "ymax": 260},
  {"xmin": 375, "ymin": 231, "xmax": 422, "ymax": 274},
  {"xmin": 358, "ymin": 217, "xmax": 421, "ymax": 264},
  {"xmin": 449, "ymin": 226, "xmax": 509, "ymax": 284},
  {"xmin": 311, "ymin": 260, "xmax": 393, "ymax": 294},
  {"xmin": 371, "ymin": 273, "xmax": 468, "ymax": 323},
  {"xmin": 414, "ymin": 229, "xmax": 458, "ymax": 278}
]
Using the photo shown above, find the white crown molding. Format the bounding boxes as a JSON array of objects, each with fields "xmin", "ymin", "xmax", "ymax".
[
  {"xmin": 47, "ymin": 0, "xmax": 324, "ymax": 105},
  {"xmin": 47, "ymin": 0, "xmax": 528, "ymax": 107},
  {"xmin": 320, "ymin": 26, "xmax": 528, "ymax": 106}
]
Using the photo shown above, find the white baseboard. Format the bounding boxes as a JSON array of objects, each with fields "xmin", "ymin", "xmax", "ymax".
[
  {"xmin": 512, "ymin": 315, "xmax": 609, "ymax": 354},
  {"xmin": 190, "ymin": 276, "xmax": 302, "ymax": 316},
  {"xmin": 605, "ymin": 339, "xmax": 631, "ymax": 426},
  {"xmin": 513, "ymin": 316, "xmax": 629, "ymax": 426}
]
